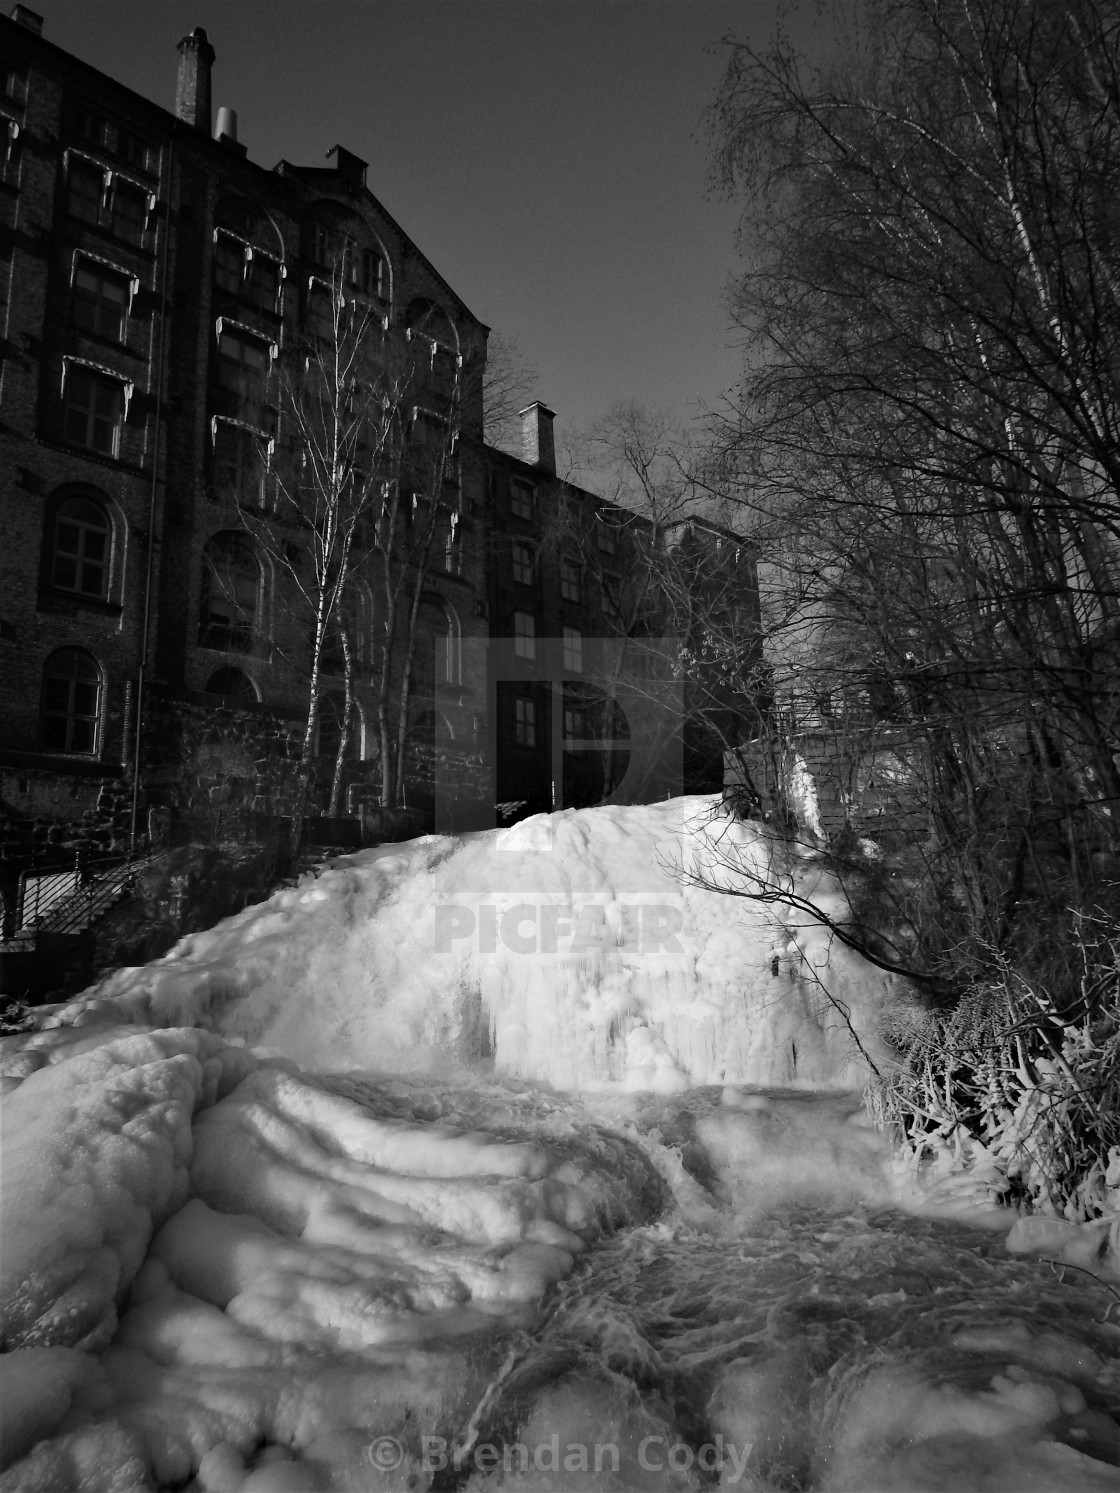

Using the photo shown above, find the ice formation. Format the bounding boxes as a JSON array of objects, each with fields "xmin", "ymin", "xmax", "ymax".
[
  {"xmin": 51, "ymin": 798, "xmax": 906, "ymax": 1091},
  {"xmin": 3, "ymin": 797, "xmax": 1119, "ymax": 1491}
]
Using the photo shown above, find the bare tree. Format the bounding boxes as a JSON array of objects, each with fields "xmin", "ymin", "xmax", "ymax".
[
  {"xmin": 541, "ymin": 403, "xmax": 763, "ymax": 800},
  {"xmin": 481, "ymin": 330, "xmax": 539, "ymax": 454},
  {"xmin": 706, "ymin": 0, "xmax": 1120, "ymax": 993},
  {"xmin": 231, "ymin": 251, "xmax": 467, "ymax": 849}
]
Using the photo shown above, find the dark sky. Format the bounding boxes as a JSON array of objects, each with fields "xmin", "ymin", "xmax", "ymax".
[{"xmin": 40, "ymin": 1, "xmax": 789, "ymax": 446}]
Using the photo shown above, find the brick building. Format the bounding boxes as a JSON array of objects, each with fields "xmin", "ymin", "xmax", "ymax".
[
  {"xmin": 0, "ymin": 6, "xmax": 758, "ymax": 913},
  {"xmin": 478, "ymin": 404, "xmax": 759, "ymax": 823},
  {"xmin": 0, "ymin": 5, "xmax": 493, "ymax": 880}
]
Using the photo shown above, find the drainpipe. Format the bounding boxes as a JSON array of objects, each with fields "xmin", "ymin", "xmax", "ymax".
[{"xmin": 130, "ymin": 136, "xmax": 174, "ymax": 854}]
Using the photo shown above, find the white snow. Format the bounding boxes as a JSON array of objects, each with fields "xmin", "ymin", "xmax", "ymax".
[
  {"xmin": 48, "ymin": 798, "xmax": 906, "ymax": 1092},
  {"xmin": 2, "ymin": 796, "xmax": 1118, "ymax": 1492}
]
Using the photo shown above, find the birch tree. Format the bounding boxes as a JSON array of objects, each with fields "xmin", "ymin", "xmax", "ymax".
[{"xmin": 236, "ymin": 254, "xmax": 466, "ymax": 848}]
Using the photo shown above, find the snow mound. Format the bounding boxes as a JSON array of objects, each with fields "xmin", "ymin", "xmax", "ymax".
[
  {"xmin": 0, "ymin": 1026, "xmax": 666, "ymax": 1490},
  {"xmin": 0, "ymin": 1027, "xmax": 253, "ymax": 1354},
  {"xmin": 56, "ymin": 798, "xmax": 907, "ymax": 1091}
]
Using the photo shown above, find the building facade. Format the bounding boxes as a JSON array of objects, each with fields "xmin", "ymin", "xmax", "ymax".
[
  {"xmin": 0, "ymin": 6, "xmax": 494, "ymax": 879},
  {"xmin": 0, "ymin": 6, "xmax": 758, "ymax": 909}
]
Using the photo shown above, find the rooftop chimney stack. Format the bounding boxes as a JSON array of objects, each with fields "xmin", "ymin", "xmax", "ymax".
[
  {"xmin": 10, "ymin": 5, "xmax": 44, "ymax": 34},
  {"xmin": 519, "ymin": 401, "xmax": 556, "ymax": 476},
  {"xmin": 175, "ymin": 27, "xmax": 215, "ymax": 133},
  {"xmin": 214, "ymin": 106, "xmax": 237, "ymax": 142}
]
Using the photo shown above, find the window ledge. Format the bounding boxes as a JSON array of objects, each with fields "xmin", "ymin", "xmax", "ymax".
[
  {"xmin": 0, "ymin": 748, "xmax": 124, "ymax": 777},
  {"xmin": 37, "ymin": 589, "xmax": 123, "ymax": 618},
  {"xmin": 65, "ymin": 216, "xmax": 155, "ymax": 260},
  {"xmin": 68, "ymin": 323, "xmax": 148, "ymax": 361},
  {"xmin": 35, "ymin": 433, "xmax": 147, "ymax": 476}
]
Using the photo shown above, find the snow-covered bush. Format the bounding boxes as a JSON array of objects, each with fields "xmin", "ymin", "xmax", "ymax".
[{"xmin": 871, "ymin": 916, "xmax": 1120, "ymax": 1221}]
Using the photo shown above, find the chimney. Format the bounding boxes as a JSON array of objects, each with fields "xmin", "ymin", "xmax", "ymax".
[
  {"xmin": 519, "ymin": 401, "xmax": 556, "ymax": 476},
  {"xmin": 175, "ymin": 27, "xmax": 215, "ymax": 133},
  {"xmin": 326, "ymin": 145, "xmax": 368, "ymax": 189},
  {"xmin": 10, "ymin": 5, "xmax": 44, "ymax": 33},
  {"xmin": 214, "ymin": 106, "xmax": 237, "ymax": 142}
]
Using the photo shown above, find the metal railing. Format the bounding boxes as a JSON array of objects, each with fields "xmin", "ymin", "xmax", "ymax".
[{"xmin": 14, "ymin": 848, "xmax": 157, "ymax": 938}]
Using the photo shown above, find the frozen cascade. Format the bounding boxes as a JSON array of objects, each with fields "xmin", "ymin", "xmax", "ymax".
[
  {"xmin": 56, "ymin": 798, "xmax": 905, "ymax": 1092},
  {"xmin": 2, "ymin": 797, "xmax": 1120, "ymax": 1490}
]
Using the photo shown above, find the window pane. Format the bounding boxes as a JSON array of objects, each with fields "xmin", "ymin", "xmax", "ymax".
[
  {"xmin": 513, "ymin": 611, "xmax": 535, "ymax": 659},
  {"xmin": 51, "ymin": 497, "xmax": 110, "ymax": 597},
  {"xmin": 63, "ymin": 368, "xmax": 123, "ymax": 456},
  {"xmin": 213, "ymin": 236, "xmax": 243, "ymax": 294},
  {"xmin": 218, "ymin": 332, "xmax": 268, "ymax": 406},
  {"xmin": 68, "ymin": 717, "xmax": 96, "ymax": 753},
  {"xmin": 68, "ymin": 160, "xmax": 102, "ymax": 223},
  {"xmin": 245, "ymin": 255, "xmax": 279, "ymax": 310},
  {"xmin": 200, "ymin": 535, "xmax": 260, "ymax": 651},
  {"xmin": 41, "ymin": 649, "xmax": 101, "ymax": 754},
  {"xmin": 111, "ymin": 183, "xmax": 146, "ymax": 245},
  {"xmin": 43, "ymin": 677, "xmax": 71, "ymax": 712},
  {"xmin": 563, "ymin": 627, "xmax": 583, "ymax": 672},
  {"xmin": 73, "ymin": 264, "xmax": 128, "ymax": 339}
]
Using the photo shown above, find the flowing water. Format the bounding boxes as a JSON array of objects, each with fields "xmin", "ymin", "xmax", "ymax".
[{"xmin": 309, "ymin": 1074, "xmax": 1120, "ymax": 1493}]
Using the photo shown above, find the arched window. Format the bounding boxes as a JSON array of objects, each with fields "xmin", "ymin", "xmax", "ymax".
[
  {"xmin": 199, "ymin": 533, "xmax": 260, "ymax": 652},
  {"xmin": 40, "ymin": 648, "xmax": 102, "ymax": 753},
  {"xmin": 204, "ymin": 666, "xmax": 259, "ymax": 702},
  {"xmin": 409, "ymin": 708, "xmax": 454, "ymax": 749},
  {"xmin": 47, "ymin": 494, "xmax": 111, "ymax": 599},
  {"xmin": 413, "ymin": 599, "xmax": 455, "ymax": 704}
]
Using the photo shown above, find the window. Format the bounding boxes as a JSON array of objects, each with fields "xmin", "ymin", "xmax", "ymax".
[
  {"xmin": 118, "ymin": 130, "xmax": 156, "ymax": 174},
  {"xmin": 50, "ymin": 496, "xmax": 111, "ymax": 598},
  {"xmin": 3, "ymin": 115, "xmax": 19, "ymax": 175},
  {"xmin": 199, "ymin": 534, "xmax": 260, "ymax": 652},
  {"xmin": 205, "ymin": 666, "xmax": 258, "ymax": 702},
  {"xmin": 217, "ymin": 328, "xmax": 269, "ymax": 408},
  {"xmin": 513, "ymin": 610, "xmax": 536, "ymax": 660},
  {"xmin": 431, "ymin": 345, "xmax": 458, "ymax": 396},
  {"xmin": 72, "ymin": 260, "xmax": 129, "ymax": 340},
  {"xmin": 40, "ymin": 649, "xmax": 102, "ymax": 753},
  {"xmin": 63, "ymin": 366, "xmax": 124, "ymax": 455},
  {"xmin": 515, "ymin": 697, "xmax": 537, "ymax": 748},
  {"xmin": 564, "ymin": 707, "xmax": 587, "ymax": 742},
  {"xmin": 512, "ymin": 541, "xmax": 535, "ymax": 586},
  {"xmin": 597, "ymin": 519, "xmax": 617, "ymax": 555},
  {"xmin": 511, "ymin": 481, "xmax": 534, "ymax": 521},
  {"xmin": 563, "ymin": 626, "xmax": 583, "ymax": 673},
  {"xmin": 350, "ymin": 247, "xmax": 384, "ymax": 296},
  {"xmin": 110, "ymin": 180, "xmax": 147, "ymax": 245},
  {"xmin": 72, "ymin": 105, "xmax": 107, "ymax": 148},
  {"xmin": 245, "ymin": 253, "xmax": 280, "ymax": 312},
  {"xmin": 307, "ymin": 219, "xmax": 341, "ymax": 266},
  {"xmin": 212, "ymin": 422, "xmax": 266, "ymax": 507},
  {"xmin": 560, "ymin": 556, "xmax": 581, "ymax": 603},
  {"xmin": 213, "ymin": 234, "xmax": 243, "ymax": 295},
  {"xmin": 305, "ymin": 281, "xmax": 336, "ymax": 340},
  {"xmin": 2, "ymin": 66, "xmax": 28, "ymax": 105},
  {"xmin": 67, "ymin": 157, "xmax": 103, "ymax": 223}
]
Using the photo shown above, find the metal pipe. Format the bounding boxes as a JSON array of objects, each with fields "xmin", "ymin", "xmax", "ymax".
[{"xmin": 130, "ymin": 134, "xmax": 174, "ymax": 853}]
